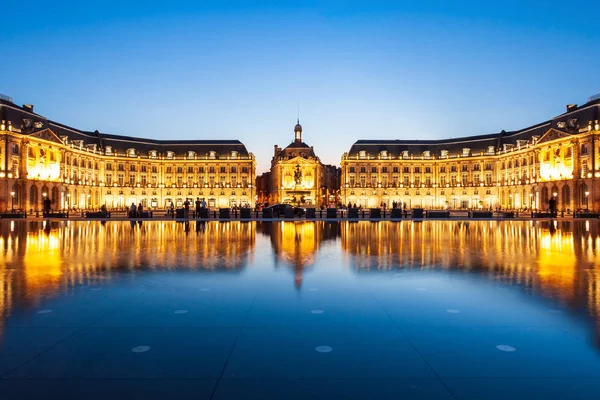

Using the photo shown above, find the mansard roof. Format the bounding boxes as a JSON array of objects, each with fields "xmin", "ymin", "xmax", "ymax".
[
  {"xmin": 0, "ymin": 99, "xmax": 251, "ymax": 158},
  {"xmin": 348, "ymin": 98, "xmax": 600, "ymax": 158}
]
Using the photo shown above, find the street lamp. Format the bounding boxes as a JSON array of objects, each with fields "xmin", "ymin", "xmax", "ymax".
[{"xmin": 10, "ymin": 191, "xmax": 15, "ymax": 212}]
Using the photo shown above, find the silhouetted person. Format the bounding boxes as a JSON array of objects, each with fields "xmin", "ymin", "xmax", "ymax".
[{"xmin": 195, "ymin": 197, "xmax": 201, "ymax": 218}]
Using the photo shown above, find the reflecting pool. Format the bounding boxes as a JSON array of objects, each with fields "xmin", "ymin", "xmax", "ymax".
[{"xmin": 0, "ymin": 220, "xmax": 599, "ymax": 399}]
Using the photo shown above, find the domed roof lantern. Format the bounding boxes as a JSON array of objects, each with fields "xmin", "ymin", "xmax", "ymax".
[{"xmin": 294, "ymin": 119, "xmax": 302, "ymax": 142}]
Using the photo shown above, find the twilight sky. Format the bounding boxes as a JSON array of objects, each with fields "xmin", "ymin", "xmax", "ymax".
[{"xmin": 1, "ymin": 0, "xmax": 598, "ymax": 172}]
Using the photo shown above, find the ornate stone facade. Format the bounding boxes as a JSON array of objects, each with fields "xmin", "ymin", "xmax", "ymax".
[
  {"xmin": 0, "ymin": 101, "xmax": 256, "ymax": 212},
  {"xmin": 267, "ymin": 121, "xmax": 339, "ymax": 206},
  {"xmin": 341, "ymin": 101, "xmax": 600, "ymax": 212}
]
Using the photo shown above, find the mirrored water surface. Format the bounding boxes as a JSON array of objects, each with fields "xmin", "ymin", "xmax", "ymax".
[{"xmin": 0, "ymin": 220, "xmax": 599, "ymax": 399}]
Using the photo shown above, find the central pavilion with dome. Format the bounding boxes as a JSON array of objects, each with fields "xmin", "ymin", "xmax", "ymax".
[{"xmin": 267, "ymin": 120, "xmax": 329, "ymax": 206}]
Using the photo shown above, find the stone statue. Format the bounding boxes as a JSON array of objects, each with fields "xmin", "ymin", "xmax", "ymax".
[{"xmin": 294, "ymin": 164, "xmax": 302, "ymax": 185}]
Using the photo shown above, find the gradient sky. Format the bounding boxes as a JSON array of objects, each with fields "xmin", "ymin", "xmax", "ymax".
[{"xmin": 2, "ymin": 0, "xmax": 599, "ymax": 172}]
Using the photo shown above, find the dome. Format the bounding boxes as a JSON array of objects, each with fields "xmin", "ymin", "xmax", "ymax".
[{"xmin": 294, "ymin": 119, "xmax": 302, "ymax": 133}]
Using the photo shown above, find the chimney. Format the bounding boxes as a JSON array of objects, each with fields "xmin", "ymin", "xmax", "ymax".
[
  {"xmin": 566, "ymin": 104, "xmax": 577, "ymax": 113},
  {"xmin": 23, "ymin": 104, "xmax": 34, "ymax": 113}
]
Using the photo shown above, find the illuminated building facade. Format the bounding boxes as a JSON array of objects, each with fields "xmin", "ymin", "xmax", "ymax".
[
  {"xmin": 0, "ymin": 98, "xmax": 256, "ymax": 211},
  {"xmin": 341, "ymin": 99, "xmax": 600, "ymax": 211},
  {"xmin": 267, "ymin": 121, "xmax": 340, "ymax": 206}
]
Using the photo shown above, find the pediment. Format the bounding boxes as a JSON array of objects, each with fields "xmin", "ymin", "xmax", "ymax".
[
  {"xmin": 280, "ymin": 156, "xmax": 319, "ymax": 165},
  {"xmin": 537, "ymin": 129, "xmax": 571, "ymax": 145},
  {"xmin": 29, "ymin": 129, "xmax": 64, "ymax": 145}
]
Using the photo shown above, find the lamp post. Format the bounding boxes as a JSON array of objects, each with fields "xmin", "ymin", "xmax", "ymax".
[{"xmin": 10, "ymin": 191, "xmax": 15, "ymax": 212}]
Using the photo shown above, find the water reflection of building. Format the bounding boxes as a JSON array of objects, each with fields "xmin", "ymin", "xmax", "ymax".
[
  {"xmin": 258, "ymin": 221, "xmax": 340, "ymax": 288},
  {"xmin": 341, "ymin": 220, "xmax": 600, "ymax": 343},
  {"xmin": 0, "ymin": 221, "xmax": 255, "ymax": 323}
]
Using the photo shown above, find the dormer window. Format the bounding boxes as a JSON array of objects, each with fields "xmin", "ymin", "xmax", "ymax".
[
  {"xmin": 487, "ymin": 146, "xmax": 495, "ymax": 155},
  {"xmin": 423, "ymin": 150, "xmax": 431, "ymax": 159},
  {"xmin": 188, "ymin": 151, "xmax": 195, "ymax": 159},
  {"xmin": 127, "ymin": 148, "xmax": 136, "ymax": 157},
  {"xmin": 231, "ymin": 151, "xmax": 238, "ymax": 159},
  {"xmin": 462, "ymin": 148, "xmax": 471, "ymax": 157},
  {"xmin": 149, "ymin": 150, "xmax": 158, "ymax": 159},
  {"xmin": 380, "ymin": 150, "xmax": 388, "ymax": 159},
  {"xmin": 105, "ymin": 146, "xmax": 112, "ymax": 155},
  {"xmin": 440, "ymin": 150, "xmax": 449, "ymax": 158},
  {"xmin": 166, "ymin": 151, "xmax": 174, "ymax": 159},
  {"xmin": 402, "ymin": 150, "xmax": 410, "ymax": 159},
  {"xmin": 358, "ymin": 150, "xmax": 366, "ymax": 159},
  {"xmin": 209, "ymin": 151, "xmax": 216, "ymax": 160}
]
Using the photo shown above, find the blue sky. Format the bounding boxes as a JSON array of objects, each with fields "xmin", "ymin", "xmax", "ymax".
[{"xmin": 1, "ymin": 0, "xmax": 598, "ymax": 172}]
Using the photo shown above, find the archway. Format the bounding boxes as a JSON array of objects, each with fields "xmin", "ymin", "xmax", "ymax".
[
  {"xmin": 51, "ymin": 186, "xmax": 59, "ymax": 206},
  {"xmin": 540, "ymin": 186, "xmax": 549, "ymax": 210},
  {"xmin": 550, "ymin": 184, "xmax": 559, "ymax": 209},
  {"xmin": 580, "ymin": 183, "xmax": 589, "ymax": 209},
  {"xmin": 561, "ymin": 185, "xmax": 570, "ymax": 211},
  {"xmin": 11, "ymin": 183, "xmax": 23, "ymax": 211},
  {"xmin": 29, "ymin": 185, "xmax": 39, "ymax": 211}
]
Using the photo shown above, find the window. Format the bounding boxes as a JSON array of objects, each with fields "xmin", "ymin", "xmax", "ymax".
[
  {"xmin": 360, "ymin": 166, "xmax": 366, "ymax": 173},
  {"xmin": 461, "ymin": 164, "xmax": 468, "ymax": 172},
  {"xmin": 359, "ymin": 150, "xmax": 366, "ymax": 159},
  {"xmin": 381, "ymin": 166, "xmax": 388, "ymax": 173},
  {"xmin": 118, "ymin": 174, "xmax": 124, "ymax": 186},
  {"xmin": 371, "ymin": 166, "xmax": 377, "ymax": 173},
  {"xmin": 349, "ymin": 176, "xmax": 355, "ymax": 186},
  {"xmin": 209, "ymin": 151, "xmax": 216, "ymax": 159},
  {"xmin": 141, "ymin": 165, "xmax": 147, "ymax": 172},
  {"xmin": 141, "ymin": 175, "xmax": 147, "ymax": 186},
  {"xmin": 188, "ymin": 151, "xmax": 195, "ymax": 159},
  {"xmin": 129, "ymin": 175, "xmax": 136, "ymax": 186},
  {"xmin": 199, "ymin": 166, "xmax": 205, "ymax": 173},
  {"xmin": 106, "ymin": 163, "xmax": 113, "ymax": 171},
  {"xmin": 440, "ymin": 176, "xmax": 446, "ymax": 187},
  {"xmin": 220, "ymin": 166, "xmax": 226, "ymax": 173},
  {"xmin": 403, "ymin": 176, "xmax": 409, "ymax": 186},
  {"xmin": 414, "ymin": 176, "xmax": 420, "ymax": 186},
  {"xmin": 485, "ymin": 173, "xmax": 492, "ymax": 185},
  {"xmin": 177, "ymin": 166, "xmax": 183, "ymax": 173},
  {"xmin": 128, "ymin": 148, "xmax": 136, "ymax": 157},
  {"xmin": 414, "ymin": 166, "xmax": 421, "ymax": 173},
  {"xmin": 581, "ymin": 144, "xmax": 588, "ymax": 155},
  {"xmin": 151, "ymin": 165, "xmax": 158, "ymax": 173},
  {"xmin": 149, "ymin": 150, "xmax": 157, "ymax": 159},
  {"xmin": 451, "ymin": 176, "xmax": 457, "ymax": 186},
  {"xmin": 462, "ymin": 174, "xmax": 468, "ymax": 184},
  {"xmin": 473, "ymin": 164, "xmax": 480, "ymax": 171},
  {"xmin": 118, "ymin": 164, "xmax": 124, "ymax": 171},
  {"xmin": 241, "ymin": 166, "xmax": 249, "ymax": 174},
  {"xmin": 209, "ymin": 166, "xmax": 215, "ymax": 173},
  {"xmin": 425, "ymin": 176, "xmax": 431, "ymax": 186},
  {"xmin": 451, "ymin": 165, "xmax": 457, "ymax": 172},
  {"xmin": 349, "ymin": 166, "xmax": 355, "ymax": 173},
  {"xmin": 166, "ymin": 166, "xmax": 173, "ymax": 173},
  {"xmin": 403, "ymin": 166, "xmax": 409, "ymax": 173},
  {"xmin": 440, "ymin": 166, "xmax": 446, "ymax": 173},
  {"xmin": 130, "ymin": 165, "xmax": 136, "ymax": 172},
  {"xmin": 393, "ymin": 166, "xmax": 399, "ymax": 173},
  {"xmin": 105, "ymin": 174, "xmax": 112, "ymax": 186},
  {"xmin": 230, "ymin": 166, "xmax": 237, "ymax": 173},
  {"xmin": 167, "ymin": 151, "xmax": 174, "ymax": 159},
  {"xmin": 485, "ymin": 163, "xmax": 493, "ymax": 171},
  {"xmin": 474, "ymin": 174, "xmax": 480, "ymax": 185},
  {"xmin": 105, "ymin": 146, "xmax": 112, "ymax": 155},
  {"xmin": 231, "ymin": 151, "xmax": 238, "ymax": 159},
  {"xmin": 371, "ymin": 176, "xmax": 377, "ymax": 187},
  {"xmin": 187, "ymin": 166, "xmax": 194, "ymax": 173}
]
